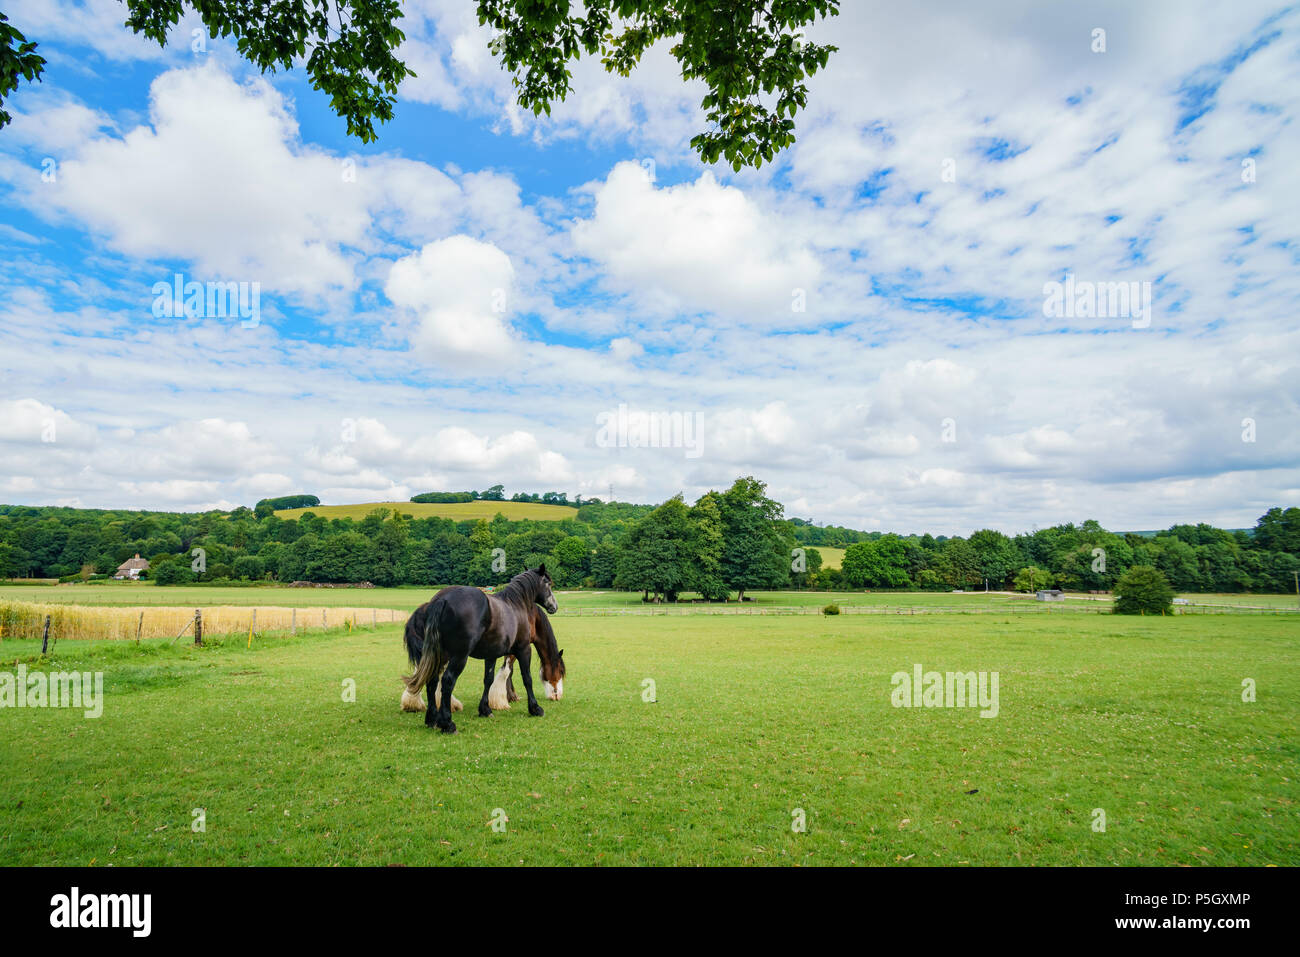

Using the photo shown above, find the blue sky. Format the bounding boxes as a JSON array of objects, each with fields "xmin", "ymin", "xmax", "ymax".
[{"xmin": 0, "ymin": 0, "xmax": 1298, "ymax": 534}]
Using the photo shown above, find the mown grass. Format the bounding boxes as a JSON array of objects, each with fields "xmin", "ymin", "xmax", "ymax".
[
  {"xmin": 273, "ymin": 501, "xmax": 578, "ymax": 522},
  {"xmin": 0, "ymin": 612, "xmax": 1295, "ymax": 866}
]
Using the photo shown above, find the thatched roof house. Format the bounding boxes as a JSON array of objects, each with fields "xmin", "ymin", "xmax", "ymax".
[{"xmin": 115, "ymin": 554, "xmax": 150, "ymax": 580}]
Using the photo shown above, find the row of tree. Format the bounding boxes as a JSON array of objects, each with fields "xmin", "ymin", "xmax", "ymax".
[
  {"xmin": 823, "ymin": 513, "xmax": 1300, "ymax": 594},
  {"xmin": 1, "ymin": 488, "xmax": 1297, "ymax": 597},
  {"xmin": 408, "ymin": 485, "xmax": 596, "ymax": 507}
]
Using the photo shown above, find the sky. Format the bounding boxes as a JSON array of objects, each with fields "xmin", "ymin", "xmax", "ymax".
[{"xmin": 0, "ymin": 0, "xmax": 1297, "ymax": 536}]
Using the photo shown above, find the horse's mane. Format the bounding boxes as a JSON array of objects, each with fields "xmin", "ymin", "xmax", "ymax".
[
  {"xmin": 531, "ymin": 604, "xmax": 561, "ymax": 668},
  {"xmin": 494, "ymin": 568, "xmax": 542, "ymax": 609}
]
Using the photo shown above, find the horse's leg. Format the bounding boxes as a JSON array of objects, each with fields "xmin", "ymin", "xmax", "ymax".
[
  {"xmin": 505, "ymin": 655, "xmax": 519, "ymax": 703},
  {"xmin": 516, "ymin": 645, "xmax": 544, "ymax": 717},
  {"xmin": 478, "ymin": 657, "xmax": 496, "ymax": 717},
  {"xmin": 488, "ymin": 656, "xmax": 514, "ymax": 711},
  {"xmin": 433, "ymin": 654, "xmax": 468, "ymax": 733}
]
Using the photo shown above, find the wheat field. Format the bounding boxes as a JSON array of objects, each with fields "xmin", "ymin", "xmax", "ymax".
[{"xmin": 0, "ymin": 599, "xmax": 405, "ymax": 643}]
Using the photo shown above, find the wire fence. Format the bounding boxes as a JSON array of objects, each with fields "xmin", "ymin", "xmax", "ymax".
[{"xmin": 556, "ymin": 602, "xmax": 1300, "ymax": 617}]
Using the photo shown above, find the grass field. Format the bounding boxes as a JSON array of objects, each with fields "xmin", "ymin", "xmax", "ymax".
[
  {"xmin": 2, "ymin": 582, "xmax": 1296, "ymax": 626},
  {"xmin": 1, "ymin": 605, "xmax": 1296, "ymax": 866},
  {"xmin": 811, "ymin": 546, "xmax": 845, "ymax": 569},
  {"xmin": 273, "ymin": 501, "xmax": 578, "ymax": 522}
]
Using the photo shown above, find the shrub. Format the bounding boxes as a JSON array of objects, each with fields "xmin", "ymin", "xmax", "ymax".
[
  {"xmin": 151, "ymin": 559, "xmax": 194, "ymax": 586},
  {"xmin": 822, "ymin": 603, "xmax": 841, "ymax": 615},
  {"xmin": 1013, "ymin": 565, "xmax": 1055, "ymax": 593},
  {"xmin": 1113, "ymin": 565, "xmax": 1175, "ymax": 615}
]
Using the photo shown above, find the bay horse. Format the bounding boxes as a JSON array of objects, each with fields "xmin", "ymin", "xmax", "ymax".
[
  {"xmin": 487, "ymin": 604, "xmax": 565, "ymax": 710},
  {"xmin": 400, "ymin": 566, "xmax": 557, "ymax": 733}
]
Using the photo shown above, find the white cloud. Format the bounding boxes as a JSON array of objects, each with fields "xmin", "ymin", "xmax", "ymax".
[
  {"xmin": 571, "ymin": 162, "xmax": 821, "ymax": 323},
  {"xmin": 385, "ymin": 235, "xmax": 517, "ymax": 364}
]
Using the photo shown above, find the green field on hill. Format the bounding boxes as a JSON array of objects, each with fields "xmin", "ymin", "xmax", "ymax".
[
  {"xmin": 273, "ymin": 501, "xmax": 579, "ymax": 522},
  {"xmin": 807, "ymin": 546, "xmax": 845, "ymax": 569},
  {"xmin": 1, "ymin": 610, "xmax": 1295, "ymax": 866}
]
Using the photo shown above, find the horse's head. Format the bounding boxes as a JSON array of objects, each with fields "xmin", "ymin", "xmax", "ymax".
[
  {"xmin": 533, "ymin": 564, "xmax": 558, "ymax": 615},
  {"xmin": 531, "ymin": 603, "xmax": 565, "ymax": 701},
  {"xmin": 542, "ymin": 647, "xmax": 566, "ymax": 701}
]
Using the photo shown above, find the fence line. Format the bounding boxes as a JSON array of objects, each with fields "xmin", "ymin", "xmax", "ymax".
[{"xmin": 556, "ymin": 603, "xmax": 1300, "ymax": 617}]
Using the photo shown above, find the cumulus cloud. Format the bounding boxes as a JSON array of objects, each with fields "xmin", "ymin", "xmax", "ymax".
[
  {"xmin": 385, "ymin": 236, "xmax": 517, "ymax": 365},
  {"xmin": 571, "ymin": 162, "xmax": 821, "ymax": 323}
]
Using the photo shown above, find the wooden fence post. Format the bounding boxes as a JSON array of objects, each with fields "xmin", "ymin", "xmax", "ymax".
[
  {"xmin": 291, "ymin": 608, "xmax": 296, "ymax": 635},
  {"xmin": 194, "ymin": 609, "xmax": 203, "ymax": 647},
  {"xmin": 136, "ymin": 611, "xmax": 144, "ymax": 644},
  {"xmin": 322, "ymin": 608, "xmax": 327, "ymax": 629},
  {"xmin": 40, "ymin": 614, "xmax": 51, "ymax": 655}
]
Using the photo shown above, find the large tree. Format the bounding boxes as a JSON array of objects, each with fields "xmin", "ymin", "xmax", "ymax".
[
  {"xmin": 841, "ymin": 534, "xmax": 911, "ymax": 589},
  {"xmin": 717, "ymin": 476, "xmax": 790, "ymax": 601},
  {"xmin": 0, "ymin": 1, "xmax": 838, "ymax": 169},
  {"xmin": 615, "ymin": 494, "xmax": 696, "ymax": 601},
  {"xmin": 966, "ymin": 529, "xmax": 1021, "ymax": 589},
  {"xmin": 1254, "ymin": 507, "xmax": 1300, "ymax": 555}
]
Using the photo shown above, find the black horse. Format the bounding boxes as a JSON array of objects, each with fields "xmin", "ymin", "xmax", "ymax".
[{"xmin": 402, "ymin": 566, "xmax": 558, "ymax": 733}]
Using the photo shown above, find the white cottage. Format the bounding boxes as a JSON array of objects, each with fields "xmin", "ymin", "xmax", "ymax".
[{"xmin": 114, "ymin": 554, "xmax": 150, "ymax": 580}]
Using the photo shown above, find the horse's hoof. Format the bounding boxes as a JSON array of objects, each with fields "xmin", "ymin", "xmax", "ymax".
[
  {"xmin": 439, "ymin": 720, "xmax": 457, "ymax": 734},
  {"xmin": 528, "ymin": 703, "xmax": 544, "ymax": 717},
  {"xmin": 478, "ymin": 703, "xmax": 492, "ymax": 717}
]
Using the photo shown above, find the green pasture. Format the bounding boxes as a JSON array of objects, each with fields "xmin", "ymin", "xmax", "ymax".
[
  {"xmin": 2, "ymin": 582, "xmax": 1296, "ymax": 623},
  {"xmin": 0, "ymin": 609, "xmax": 1295, "ymax": 866}
]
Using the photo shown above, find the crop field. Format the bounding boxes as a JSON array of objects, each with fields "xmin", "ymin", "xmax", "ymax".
[
  {"xmin": 0, "ymin": 598, "xmax": 402, "ymax": 643},
  {"xmin": 273, "ymin": 501, "xmax": 579, "ymax": 522},
  {"xmin": 0, "ymin": 582, "xmax": 431, "ymax": 612},
  {"xmin": 0, "ymin": 596, "xmax": 1296, "ymax": 866}
]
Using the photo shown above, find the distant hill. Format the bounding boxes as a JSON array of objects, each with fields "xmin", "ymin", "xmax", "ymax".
[
  {"xmin": 274, "ymin": 500, "xmax": 579, "ymax": 522},
  {"xmin": 812, "ymin": 546, "xmax": 845, "ymax": 570},
  {"xmin": 1122, "ymin": 528, "xmax": 1251, "ymax": 538}
]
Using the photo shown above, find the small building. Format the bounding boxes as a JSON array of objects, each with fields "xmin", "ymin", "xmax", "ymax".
[
  {"xmin": 1035, "ymin": 589, "xmax": 1065, "ymax": 602},
  {"xmin": 115, "ymin": 554, "xmax": 150, "ymax": 580}
]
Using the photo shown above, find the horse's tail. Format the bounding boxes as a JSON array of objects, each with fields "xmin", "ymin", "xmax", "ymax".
[
  {"xmin": 402, "ymin": 599, "xmax": 447, "ymax": 697},
  {"xmin": 403, "ymin": 603, "xmax": 427, "ymax": 668}
]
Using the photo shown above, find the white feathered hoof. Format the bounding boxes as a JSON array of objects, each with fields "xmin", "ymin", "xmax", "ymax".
[
  {"xmin": 400, "ymin": 689, "xmax": 425, "ymax": 712},
  {"xmin": 487, "ymin": 663, "xmax": 513, "ymax": 711},
  {"xmin": 433, "ymin": 685, "xmax": 464, "ymax": 712}
]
